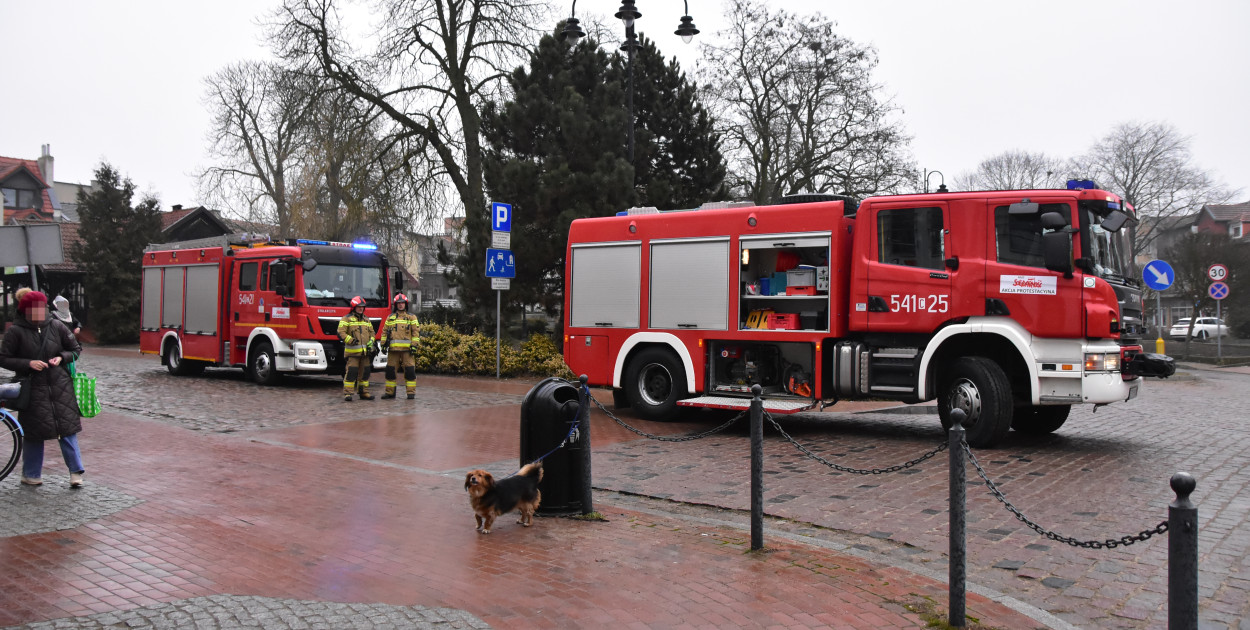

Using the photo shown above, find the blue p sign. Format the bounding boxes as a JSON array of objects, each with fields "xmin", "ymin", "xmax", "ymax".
[{"xmin": 492, "ymin": 202, "xmax": 512, "ymax": 232}]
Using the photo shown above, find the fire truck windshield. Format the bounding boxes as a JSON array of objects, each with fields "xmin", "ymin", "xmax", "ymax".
[
  {"xmin": 303, "ymin": 264, "xmax": 387, "ymax": 307},
  {"xmin": 1083, "ymin": 207, "xmax": 1136, "ymax": 285}
]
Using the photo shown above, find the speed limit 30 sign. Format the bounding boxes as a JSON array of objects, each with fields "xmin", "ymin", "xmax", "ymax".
[{"xmin": 1208, "ymin": 263, "xmax": 1228, "ymax": 282}]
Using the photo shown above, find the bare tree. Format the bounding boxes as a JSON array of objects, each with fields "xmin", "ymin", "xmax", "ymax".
[
  {"xmin": 698, "ymin": 0, "xmax": 915, "ymax": 204},
  {"xmin": 270, "ymin": 0, "xmax": 546, "ymax": 312},
  {"xmin": 1072, "ymin": 121, "xmax": 1236, "ymax": 258},
  {"xmin": 200, "ymin": 61, "xmax": 316, "ymax": 238},
  {"xmin": 953, "ymin": 149, "xmax": 1067, "ymax": 191}
]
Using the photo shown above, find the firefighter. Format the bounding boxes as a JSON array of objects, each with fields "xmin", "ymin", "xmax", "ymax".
[
  {"xmin": 338, "ymin": 296, "xmax": 375, "ymax": 401},
  {"xmin": 380, "ymin": 293, "xmax": 420, "ymax": 399}
]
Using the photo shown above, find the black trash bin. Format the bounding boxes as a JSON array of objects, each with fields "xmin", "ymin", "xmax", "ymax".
[{"xmin": 519, "ymin": 377, "xmax": 587, "ymax": 515}]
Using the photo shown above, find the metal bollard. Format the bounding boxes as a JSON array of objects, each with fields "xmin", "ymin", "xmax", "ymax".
[
  {"xmin": 1169, "ymin": 472, "xmax": 1198, "ymax": 630},
  {"xmin": 578, "ymin": 375, "xmax": 594, "ymax": 515},
  {"xmin": 948, "ymin": 408, "xmax": 968, "ymax": 628},
  {"xmin": 750, "ymin": 384, "xmax": 764, "ymax": 551}
]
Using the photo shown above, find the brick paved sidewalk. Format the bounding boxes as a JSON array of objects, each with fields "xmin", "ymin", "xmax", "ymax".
[{"xmin": 0, "ymin": 390, "xmax": 1047, "ymax": 629}]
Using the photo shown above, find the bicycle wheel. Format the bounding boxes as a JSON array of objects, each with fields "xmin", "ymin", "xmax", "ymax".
[{"xmin": 0, "ymin": 410, "xmax": 22, "ymax": 482}]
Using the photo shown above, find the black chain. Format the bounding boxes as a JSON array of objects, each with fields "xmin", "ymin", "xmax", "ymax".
[
  {"xmin": 764, "ymin": 411, "xmax": 948, "ymax": 475},
  {"xmin": 962, "ymin": 442, "xmax": 1168, "ymax": 549},
  {"xmin": 590, "ymin": 394, "xmax": 745, "ymax": 441}
]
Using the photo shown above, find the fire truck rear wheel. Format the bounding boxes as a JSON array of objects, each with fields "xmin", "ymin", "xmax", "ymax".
[
  {"xmin": 1011, "ymin": 405, "xmax": 1070, "ymax": 435},
  {"xmin": 165, "ymin": 343, "xmax": 204, "ymax": 376},
  {"xmin": 249, "ymin": 340, "xmax": 282, "ymax": 385},
  {"xmin": 625, "ymin": 348, "xmax": 686, "ymax": 421},
  {"xmin": 937, "ymin": 356, "xmax": 1013, "ymax": 448}
]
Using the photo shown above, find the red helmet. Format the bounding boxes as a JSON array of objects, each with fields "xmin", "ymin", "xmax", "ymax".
[
  {"xmin": 392, "ymin": 293, "xmax": 409, "ymax": 305},
  {"xmin": 350, "ymin": 296, "xmax": 365, "ymax": 308}
]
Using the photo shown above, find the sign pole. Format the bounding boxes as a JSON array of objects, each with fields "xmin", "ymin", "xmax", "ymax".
[
  {"xmin": 496, "ymin": 289, "xmax": 501, "ymax": 378},
  {"xmin": 1216, "ymin": 299, "xmax": 1222, "ymax": 362}
]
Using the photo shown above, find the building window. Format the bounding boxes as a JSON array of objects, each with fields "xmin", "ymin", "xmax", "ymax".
[
  {"xmin": 1232, "ymin": 223, "xmax": 1243, "ymax": 239},
  {"xmin": 1, "ymin": 187, "xmax": 40, "ymax": 209}
]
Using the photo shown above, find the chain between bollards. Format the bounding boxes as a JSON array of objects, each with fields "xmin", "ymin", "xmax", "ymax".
[
  {"xmin": 948, "ymin": 408, "xmax": 967, "ymax": 628},
  {"xmin": 750, "ymin": 384, "xmax": 764, "ymax": 551}
]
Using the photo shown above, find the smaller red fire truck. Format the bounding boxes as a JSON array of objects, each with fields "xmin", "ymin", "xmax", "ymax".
[
  {"xmin": 140, "ymin": 234, "xmax": 400, "ymax": 383},
  {"xmin": 563, "ymin": 184, "xmax": 1175, "ymax": 447}
]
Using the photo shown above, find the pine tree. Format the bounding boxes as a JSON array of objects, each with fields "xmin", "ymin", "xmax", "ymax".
[
  {"xmin": 480, "ymin": 29, "xmax": 635, "ymax": 322},
  {"xmin": 72, "ymin": 163, "xmax": 163, "ymax": 343},
  {"xmin": 612, "ymin": 35, "xmax": 728, "ymax": 209}
]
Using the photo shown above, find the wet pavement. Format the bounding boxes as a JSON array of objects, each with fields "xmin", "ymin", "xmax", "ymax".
[{"xmin": 2, "ymin": 346, "xmax": 1249, "ymax": 628}]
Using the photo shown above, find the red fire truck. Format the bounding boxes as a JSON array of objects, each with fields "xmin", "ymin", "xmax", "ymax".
[
  {"xmin": 563, "ymin": 185, "xmax": 1174, "ymax": 447},
  {"xmin": 140, "ymin": 234, "xmax": 400, "ymax": 383}
]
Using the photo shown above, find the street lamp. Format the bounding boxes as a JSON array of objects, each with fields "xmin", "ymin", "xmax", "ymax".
[{"xmin": 560, "ymin": 0, "xmax": 699, "ymax": 162}]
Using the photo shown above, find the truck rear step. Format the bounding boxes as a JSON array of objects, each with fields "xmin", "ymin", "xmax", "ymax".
[{"xmin": 676, "ymin": 396, "xmax": 817, "ymax": 414}]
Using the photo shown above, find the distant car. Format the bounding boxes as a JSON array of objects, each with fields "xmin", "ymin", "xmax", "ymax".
[{"xmin": 1169, "ymin": 317, "xmax": 1230, "ymax": 340}]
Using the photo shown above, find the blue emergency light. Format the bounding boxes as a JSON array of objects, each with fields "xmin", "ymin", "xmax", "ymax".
[
  {"xmin": 1066, "ymin": 179, "xmax": 1099, "ymax": 190},
  {"xmin": 351, "ymin": 243, "xmax": 379, "ymax": 250},
  {"xmin": 296, "ymin": 239, "xmax": 330, "ymax": 246}
]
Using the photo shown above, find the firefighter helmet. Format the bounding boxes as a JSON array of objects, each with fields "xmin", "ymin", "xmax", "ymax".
[
  {"xmin": 392, "ymin": 293, "xmax": 409, "ymax": 305},
  {"xmin": 350, "ymin": 296, "xmax": 365, "ymax": 308}
]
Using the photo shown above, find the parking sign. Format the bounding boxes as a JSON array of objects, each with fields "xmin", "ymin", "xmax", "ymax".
[{"xmin": 492, "ymin": 202, "xmax": 512, "ymax": 232}]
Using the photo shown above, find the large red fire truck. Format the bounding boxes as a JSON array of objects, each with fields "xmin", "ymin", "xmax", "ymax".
[
  {"xmin": 140, "ymin": 234, "xmax": 400, "ymax": 383},
  {"xmin": 563, "ymin": 185, "xmax": 1174, "ymax": 447}
]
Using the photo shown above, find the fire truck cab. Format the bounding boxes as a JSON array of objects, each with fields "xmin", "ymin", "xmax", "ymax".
[{"xmin": 563, "ymin": 186, "xmax": 1174, "ymax": 447}]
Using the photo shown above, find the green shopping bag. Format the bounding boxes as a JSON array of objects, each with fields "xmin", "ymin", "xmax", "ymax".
[{"xmin": 74, "ymin": 372, "xmax": 101, "ymax": 418}]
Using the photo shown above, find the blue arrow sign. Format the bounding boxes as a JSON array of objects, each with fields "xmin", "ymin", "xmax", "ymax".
[
  {"xmin": 485, "ymin": 248, "xmax": 515, "ymax": 278},
  {"xmin": 1209, "ymin": 281, "xmax": 1229, "ymax": 301},
  {"xmin": 491, "ymin": 202, "xmax": 512, "ymax": 232},
  {"xmin": 1142, "ymin": 260, "xmax": 1174, "ymax": 291}
]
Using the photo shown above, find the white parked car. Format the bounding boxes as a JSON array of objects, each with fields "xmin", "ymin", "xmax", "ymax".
[{"xmin": 1169, "ymin": 317, "xmax": 1230, "ymax": 340}]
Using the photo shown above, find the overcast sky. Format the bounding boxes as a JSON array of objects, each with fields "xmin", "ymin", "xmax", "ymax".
[{"xmin": 3, "ymin": 0, "xmax": 1247, "ymax": 214}]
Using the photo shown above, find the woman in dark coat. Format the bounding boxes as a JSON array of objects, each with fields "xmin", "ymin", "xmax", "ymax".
[{"xmin": 0, "ymin": 291, "xmax": 84, "ymax": 487}]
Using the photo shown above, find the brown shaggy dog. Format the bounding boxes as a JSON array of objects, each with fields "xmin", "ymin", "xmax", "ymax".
[{"xmin": 464, "ymin": 462, "xmax": 543, "ymax": 534}]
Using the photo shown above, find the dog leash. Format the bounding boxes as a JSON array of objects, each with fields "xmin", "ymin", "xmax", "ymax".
[{"xmin": 505, "ymin": 413, "xmax": 582, "ymax": 479}]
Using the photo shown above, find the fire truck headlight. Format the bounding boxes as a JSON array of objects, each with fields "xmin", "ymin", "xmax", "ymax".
[
  {"xmin": 1084, "ymin": 353, "xmax": 1119, "ymax": 372},
  {"xmin": 297, "ymin": 347, "xmax": 318, "ymax": 357}
]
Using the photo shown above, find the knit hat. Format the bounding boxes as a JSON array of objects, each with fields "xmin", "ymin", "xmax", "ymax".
[{"xmin": 18, "ymin": 290, "xmax": 47, "ymax": 312}]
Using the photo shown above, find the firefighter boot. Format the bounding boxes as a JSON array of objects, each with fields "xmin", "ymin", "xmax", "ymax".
[{"xmin": 359, "ymin": 388, "xmax": 375, "ymax": 401}]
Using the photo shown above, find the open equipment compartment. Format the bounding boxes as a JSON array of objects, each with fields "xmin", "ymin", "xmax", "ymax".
[
  {"xmin": 708, "ymin": 340, "xmax": 816, "ymax": 398},
  {"xmin": 739, "ymin": 233, "xmax": 831, "ymax": 332}
]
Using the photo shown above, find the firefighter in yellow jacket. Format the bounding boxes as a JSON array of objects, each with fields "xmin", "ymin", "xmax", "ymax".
[
  {"xmin": 380, "ymin": 293, "xmax": 420, "ymax": 399},
  {"xmin": 338, "ymin": 296, "xmax": 375, "ymax": 401}
]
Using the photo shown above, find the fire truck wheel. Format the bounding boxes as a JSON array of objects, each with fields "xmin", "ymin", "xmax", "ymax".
[
  {"xmin": 249, "ymin": 340, "xmax": 282, "ymax": 385},
  {"xmin": 625, "ymin": 348, "xmax": 687, "ymax": 421},
  {"xmin": 937, "ymin": 356, "xmax": 1013, "ymax": 448},
  {"xmin": 164, "ymin": 342, "xmax": 204, "ymax": 376},
  {"xmin": 1011, "ymin": 405, "xmax": 1070, "ymax": 435}
]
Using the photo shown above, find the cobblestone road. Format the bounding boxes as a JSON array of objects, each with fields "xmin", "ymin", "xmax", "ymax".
[
  {"xmin": 3, "ymin": 347, "xmax": 1248, "ymax": 628},
  {"xmin": 591, "ymin": 367, "xmax": 1250, "ymax": 629}
]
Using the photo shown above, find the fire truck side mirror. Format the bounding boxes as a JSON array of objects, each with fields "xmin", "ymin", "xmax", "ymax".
[
  {"xmin": 1100, "ymin": 210, "xmax": 1131, "ymax": 232},
  {"xmin": 1041, "ymin": 212, "xmax": 1074, "ymax": 277},
  {"xmin": 392, "ymin": 269, "xmax": 404, "ymax": 292}
]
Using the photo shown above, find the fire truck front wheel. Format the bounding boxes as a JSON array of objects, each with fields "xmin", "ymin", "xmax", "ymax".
[
  {"xmin": 625, "ymin": 348, "xmax": 687, "ymax": 421},
  {"xmin": 249, "ymin": 340, "xmax": 282, "ymax": 385},
  {"xmin": 937, "ymin": 356, "xmax": 1013, "ymax": 449}
]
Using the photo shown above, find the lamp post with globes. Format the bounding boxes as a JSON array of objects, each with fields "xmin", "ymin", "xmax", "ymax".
[{"xmin": 560, "ymin": 0, "xmax": 700, "ymax": 162}]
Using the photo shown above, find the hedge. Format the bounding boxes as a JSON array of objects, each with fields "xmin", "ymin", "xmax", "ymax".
[{"xmin": 414, "ymin": 324, "xmax": 574, "ymax": 379}]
